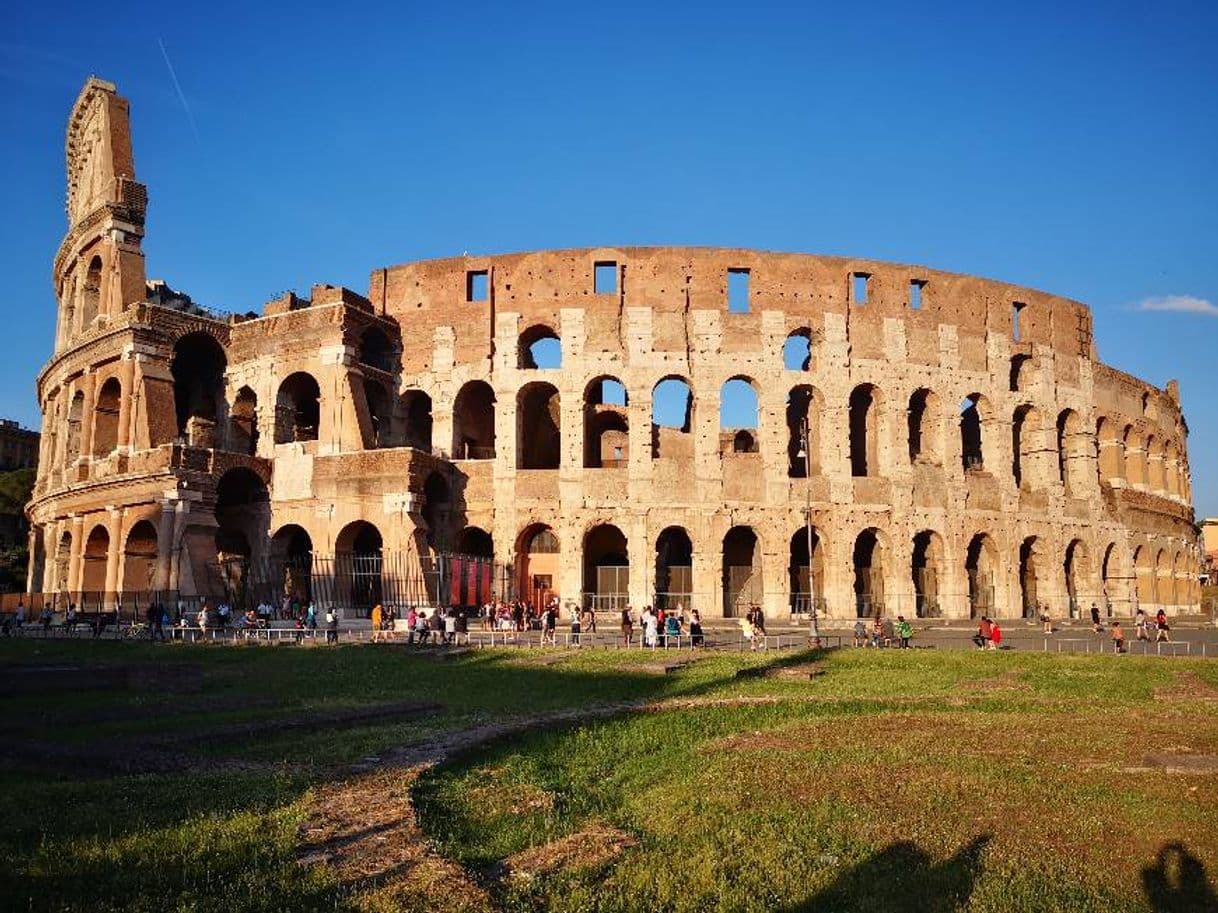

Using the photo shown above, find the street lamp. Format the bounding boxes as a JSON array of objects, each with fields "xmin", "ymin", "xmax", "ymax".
[{"xmin": 798, "ymin": 417, "xmax": 822, "ymax": 648}]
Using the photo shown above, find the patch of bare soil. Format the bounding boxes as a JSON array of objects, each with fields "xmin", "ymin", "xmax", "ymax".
[
  {"xmin": 500, "ymin": 824, "xmax": 636, "ymax": 879},
  {"xmin": 1155, "ymin": 672, "xmax": 1218, "ymax": 702},
  {"xmin": 961, "ymin": 669, "xmax": 1031, "ymax": 693}
]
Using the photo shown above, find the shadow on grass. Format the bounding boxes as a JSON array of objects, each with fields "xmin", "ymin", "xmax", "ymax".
[
  {"xmin": 1142, "ymin": 843, "xmax": 1217, "ymax": 913},
  {"xmin": 784, "ymin": 835, "xmax": 991, "ymax": 913}
]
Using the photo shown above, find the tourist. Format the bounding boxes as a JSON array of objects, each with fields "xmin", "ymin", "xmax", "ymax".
[
  {"xmin": 881, "ymin": 616, "xmax": 895, "ymax": 647},
  {"xmin": 988, "ymin": 620, "xmax": 1003, "ymax": 650},
  {"xmin": 870, "ymin": 617, "xmax": 884, "ymax": 648},
  {"xmin": 664, "ymin": 610, "xmax": 682, "ymax": 646},
  {"xmin": 14, "ymin": 602, "xmax": 25, "ymax": 630},
  {"xmin": 1090, "ymin": 602, "xmax": 1103, "ymax": 633},
  {"xmin": 454, "ymin": 607, "xmax": 468, "ymax": 644},
  {"xmin": 689, "ymin": 608, "xmax": 704, "ymax": 647},
  {"xmin": 1041, "ymin": 604, "xmax": 1053, "ymax": 635},
  {"xmin": 643, "ymin": 606, "xmax": 659, "ymax": 648},
  {"xmin": 1155, "ymin": 609, "xmax": 1171, "ymax": 644},
  {"xmin": 541, "ymin": 604, "xmax": 557, "ymax": 645},
  {"xmin": 1111, "ymin": 620, "xmax": 1126, "ymax": 654},
  {"xmin": 1135, "ymin": 607, "xmax": 1149, "ymax": 641},
  {"xmin": 370, "ymin": 603, "xmax": 383, "ymax": 642},
  {"xmin": 305, "ymin": 602, "xmax": 317, "ymax": 632},
  {"xmin": 413, "ymin": 609, "xmax": 431, "ymax": 646},
  {"xmin": 852, "ymin": 619, "xmax": 867, "ymax": 647},
  {"xmin": 197, "ymin": 603, "xmax": 209, "ymax": 638},
  {"xmin": 621, "ymin": 604, "xmax": 634, "ymax": 646},
  {"xmin": 325, "ymin": 608, "xmax": 338, "ymax": 644},
  {"xmin": 443, "ymin": 608, "xmax": 457, "ymax": 645},
  {"xmin": 145, "ymin": 601, "xmax": 159, "ymax": 640},
  {"xmin": 896, "ymin": 615, "xmax": 912, "ymax": 649},
  {"xmin": 972, "ymin": 616, "xmax": 992, "ymax": 649},
  {"xmin": 217, "ymin": 601, "xmax": 231, "ymax": 628},
  {"xmin": 739, "ymin": 613, "xmax": 757, "ymax": 651},
  {"xmin": 570, "ymin": 606, "xmax": 582, "ymax": 646},
  {"xmin": 65, "ymin": 604, "xmax": 77, "ymax": 631},
  {"xmin": 40, "ymin": 605, "xmax": 53, "ymax": 634}
]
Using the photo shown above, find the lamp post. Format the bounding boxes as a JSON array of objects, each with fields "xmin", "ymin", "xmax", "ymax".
[{"xmin": 801, "ymin": 417, "xmax": 822, "ymax": 648}]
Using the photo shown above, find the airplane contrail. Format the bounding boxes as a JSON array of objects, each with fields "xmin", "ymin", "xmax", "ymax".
[{"xmin": 158, "ymin": 38, "xmax": 200, "ymax": 142}]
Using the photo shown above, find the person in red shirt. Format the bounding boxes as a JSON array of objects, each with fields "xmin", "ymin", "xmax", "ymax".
[
  {"xmin": 972, "ymin": 617, "xmax": 992, "ymax": 649},
  {"xmin": 989, "ymin": 621, "xmax": 1002, "ymax": 650}
]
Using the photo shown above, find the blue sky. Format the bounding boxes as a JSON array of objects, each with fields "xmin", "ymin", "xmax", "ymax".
[{"xmin": 3, "ymin": 1, "xmax": 1216, "ymax": 516}]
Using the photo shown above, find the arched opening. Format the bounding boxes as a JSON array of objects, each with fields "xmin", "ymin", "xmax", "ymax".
[
  {"xmin": 655, "ymin": 526, "xmax": 693, "ymax": 609},
  {"xmin": 1148, "ymin": 437, "xmax": 1167, "ymax": 494},
  {"xmin": 1096, "ymin": 417, "xmax": 1123, "ymax": 485},
  {"xmin": 358, "ymin": 326, "xmax": 395, "ymax": 373},
  {"xmin": 960, "ymin": 394, "xmax": 984, "ymax": 472},
  {"xmin": 1101, "ymin": 543, "xmax": 1118, "ymax": 616},
  {"xmin": 422, "ymin": 471, "xmax": 452, "ymax": 552},
  {"xmin": 452, "ymin": 381, "xmax": 495, "ymax": 459},
  {"xmin": 92, "ymin": 378, "xmax": 121, "ymax": 457},
  {"xmin": 584, "ymin": 377, "xmax": 629, "ymax": 468},
  {"xmin": 1057, "ymin": 409, "xmax": 1086, "ymax": 491},
  {"xmin": 722, "ymin": 526, "xmax": 761, "ymax": 617},
  {"xmin": 789, "ymin": 526, "xmax": 825, "ymax": 615},
  {"xmin": 583, "ymin": 524, "xmax": 629, "ymax": 611},
  {"xmin": 1064, "ymin": 539, "xmax": 1089, "ymax": 618},
  {"xmin": 853, "ymin": 528, "xmax": 885, "ymax": 617},
  {"xmin": 457, "ymin": 527, "xmax": 493, "ymax": 557},
  {"xmin": 65, "ymin": 391, "xmax": 84, "ymax": 463},
  {"xmin": 720, "ymin": 377, "xmax": 759, "ymax": 455},
  {"xmin": 403, "ymin": 390, "xmax": 434, "ymax": 451},
  {"xmin": 230, "ymin": 386, "xmax": 258, "ymax": 455},
  {"xmin": 29, "ymin": 530, "xmax": 46, "ymax": 594},
  {"xmin": 171, "ymin": 332, "xmax": 227, "ymax": 445},
  {"xmin": 1133, "ymin": 545, "xmax": 1151, "ymax": 609},
  {"xmin": 1009, "ymin": 354, "xmax": 1031, "ymax": 393},
  {"xmin": 80, "ymin": 255, "xmax": 101, "ymax": 328},
  {"xmin": 786, "ymin": 385, "xmax": 820, "ymax": 477},
  {"xmin": 907, "ymin": 388, "xmax": 941, "ymax": 465},
  {"xmin": 275, "ymin": 373, "xmax": 321, "ymax": 443},
  {"xmin": 363, "ymin": 381, "xmax": 392, "ymax": 448},
  {"xmin": 1123, "ymin": 426, "xmax": 1145, "ymax": 488},
  {"xmin": 518, "ymin": 324, "xmax": 561, "ymax": 369},
  {"xmin": 1153, "ymin": 548, "xmax": 1170, "ymax": 609},
  {"xmin": 1164, "ymin": 442, "xmax": 1180, "ymax": 498},
  {"xmin": 517, "ymin": 382, "xmax": 561, "ymax": 469},
  {"xmin": 848, "ymin": 384, "xmax": 880, "ymax": 477},
  {"xmin": 515, "ymin": 524, "xmax": 559, "ymax": 611},
  {"xmin": 652, "ymin": 376, "xmax": 694, "ymax": 459},
  {"xmin": 1012, "ymin": 405, "xmax": 1037, "ymax": 489},
  {"xmin": 53, "ymin": 530, "xmax": 72, "ymax": 593},
  {"xmin": 1172, "ymin": 551, "xmax": 1186, "ymax": 607},
  {"xmin": 121, "ymin": 520, "xmax": 159, "ymax": 594},
  {"xmin": 269, "ymin": 524, "xmax": 313, "ymax": 606},
  {"xmin": 82, "ymin": 524, "xmax": 110, "ymax": 594},
  {"xmin": 782, "ymin": 328, "xmax": 812, "ymax": 371},
  {"xmin": 911, "ymin": 530, "xmax": 942, "ymax": 618},
  {"xmin": 966, "ymin": 533, "xmax": 996, "ymax": 619},
  {"xmin": 214, "ymin": 469, "xmax": 270, "ymax": 602},
  {"xmin": 1019, "ymin": 537, "xmax": 1040, "ymax": 618},
  {"xmin": 336, "ymin": 521, "xmax": 383, "ymax": 613}
]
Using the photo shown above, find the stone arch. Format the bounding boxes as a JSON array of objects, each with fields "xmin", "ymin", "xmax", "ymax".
[
  {"xmin": 782, "ymin": 328, "xmax": 812, "ymax": 371},
  {"xmin": 53, "ymin": 529, "xmax": 72, "ymax": 593},
  {"xmin": 1096, "ymin": 417, "xmax": 1123, "ymax": 484},
  {"xmin": 275, "ymin": 372, "xmax": 321, "ymax": 443},
  {"xmin": 65, "ymin": 390, "xmax": 84, "ymax": 463},
  {"xmin": 959, "ymin": 393, "xmax": 987, "ymax": 472},
  {"xmin": 583, "ymin": 523, "xmax": 629, "ymax": 610},
  {"xmin": 1056, "ymin": 409, "xmax": 1087, "ymax": 492},
  {"xmin": 1148, "ymin": 436, "xmax": 1168, "ymax": 494},
  {"xmin": 911, "ymin": 530, "xmax": 943, "ymax": 618},
  {"xmin": 516, "ymin": 523, "xmax": 559, "ymax": 611},
  {"xmin": 966, "ymin": 533, "xmax": 998, "ymax": 619},
  {"xmin": 452, "ymin": 381, "xmax": 495, "ymax": 459},
  {"xmin": 1011, "ymin": 404, "xmax": 1044, "ymax": 489},
  {"xmin": 422, "ymin": 470, "xmax": 452, "ymax": 552},
  {"xmin": 584, "ymin": 376, "xmax": 629, "ymax": 468},
  {"xmin": 853, "ymin": 527, "xmax": 886, "ymax": 617},
  {"xmin": 652, "ymin": 375, "xmax": 694, "ymax": 459},
  {"xmin": 518, "ymin": 324, "xmax": 561, "ymax": 369},
  {"xmin": 357, "ymin": 325, "xmax": 396, "ymax": 372},
  {"xmin": 848, "ymin": 384, "xmax": 881, "ymax": 477},
  {"xmin": 363, "ymin": 379, "xmax": 392, "ymax": 448},
  {"xmin": 456, "ymin": 526, "xmax": 493, "ymax": 558},
  {"xmin": 1064, "ymin": 538, "xmax": 1091, "ymax": 618},
  {"xmin": 786, "ymin": 385, "xmax": 821, "ymax": 477},
  {"xmin": 720, "ymin": 376, "xmax": 759, "ymax": 454},
  {"xmin": 79, "ymin": 254, "xmax": 102, "ymax": 328},
  {"xmin": 230, "ymin": 386, "xmax": 258, "ymax": 455},
  {"xmin": 517, "ymin": 381, "xmax": 561, "ymax": 469},
  {"xmin": 722, "ymin": 526, "xmax": 761, "ymax": 618},
  {"xmin": 655, "ymin": 526, "xmax": 693, "ymax": 609},
  {"xmin": 1123, "ymin": 425, "xmax": 1146, "ymax": 488},
  {"xmin": 1019, "ymin": 536, "xmax": 1042, "ymax": 618},
  {"xmin": 269, "ymin": 524, "xmax": 314, "ymax": 605},
  {"xmin": 789, "ymin": 526, "xmax": 825, "ymax": 614},
  {"xmin": 403, "ymin": 390, "xmax": 434, "ymax": 451},
  {"xmin": 1100, "ymin": 542, "xmax": 1122, "ymax": 616},
  {"xmin": 121, "ymin": 520, "xmax": 159, "ymax": 594},
  {"xmin": 81, "ymin": 523, "xmax": 110, "ymax": 593},
  {"xmin": 335, "ymin": 520, "xmax": 383, "ymax": 612},
  {"xmin": 214, "ymin": 468, "xmax": 270, "ymax": 569},
  {"xmin": 92, "ymin": 378, "xmax": 122, "ymax": 457},
  {"xmin": 908, "ymin": 388, "xmax": 942, "ymax": 465},
  {"xmin": 172, "ymin": 331, "xmax": 227, "ymax": 444},
  {"xmin": 1009, "ymin": 353, "xmax": 1033, "ymax": 393}
]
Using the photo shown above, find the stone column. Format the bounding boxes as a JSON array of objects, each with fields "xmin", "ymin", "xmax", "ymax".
[
  {"xmin": 103, "ymin": 507, "xmax": 124, "ymax": 606},
  {"xmin": 629, "ymin": 513, "xmax": 651, "ymax": 610},
  {"xmin": 116, "ymin": 356, "xmax": 135, "ymax": 450},
  {"xmin": 167, "ymin": 500, "xmax": 189, "ymax": 592},
  {"xmin": 78, "ymin": 372, "xmax": 98, "ymax": 462},
  {"xmin": 155, "ymin": 499, "xmax": 175, "ymax": 592},
  {"xmin": 66, "ymin": 515, "xmax": 85, "ymax": 595}
]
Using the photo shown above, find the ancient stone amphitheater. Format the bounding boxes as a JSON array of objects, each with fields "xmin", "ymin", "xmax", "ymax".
[{"xmin": 25, "ymin": 77, "xmax": 1200, "ymax": 621}]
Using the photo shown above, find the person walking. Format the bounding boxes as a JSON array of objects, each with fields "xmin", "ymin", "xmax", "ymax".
[
  {"xmin": 1111, "ymin": 620, "xmax": 1127, "ymax": 654},
  {"xmin": 1090, "ymin": 602, "xmax": 1103, "ymax": 633},
  {"xmin": 569, "ymin": 606, "xmax": 582, "ymax": 646},
  {"xmin": 1135, "ymin": 607, "xmax": 1149, "ymax": 641},
  {"xmin": 620, "ymin": 604, "xmax": 634, "ymax": 646},
  {"xmin": 542, "ymin": 603, "xmax": 557, "ymax": 645},
  {"xmin": 643, "ymin": 606, "xmax": 659, "ymax": 648},
  {"xmin": 896, "ymin": 616, "xmax": 912, "ymax": 649},
  {"xmin": 325, "ymin": 608, "xmax": 339, "ymax": 644},
  {"xmin": 689, "ymin": 608, "xmax": 704, "ymax": 648},
  {"xmin": 1155, "ymin": 609, "xmax": 1171, "ymax": 644},
  {"xmin": 853, "ymin": 619, "xmax": 867, "ymax": 648},
  {"xmin": 370, "ymin": 603, "xmax": 383, "ymax": 642},
  {"xmin": 1041, "ymin": 605, "xmax": 1053, "ymax": 635},
  {"xmin": 972, "ymin": 616, "xmax": 992, "ymax": 649},
  {"xmin": 988, "ymin": 620, "xmax": 1003, "ymax": 650}
]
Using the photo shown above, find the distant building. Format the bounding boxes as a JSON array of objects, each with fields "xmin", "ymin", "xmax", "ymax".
[
  {"xmin": 0, "ymin": 420, "xmax": 39, "ymax": 471},
  {"xmin": 1202, "ymin": 519, "xmax": 1218, "ymax": 584}
]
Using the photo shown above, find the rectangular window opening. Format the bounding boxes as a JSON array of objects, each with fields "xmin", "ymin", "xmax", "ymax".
[
  {"xmin": 852, "ymin": 273, "xmax": 870, "ymax": 305},
  {"xmin": 910, "ymin": 279, "xmax": 925, "ymax": 310},
  {"xmin": 1012, "ymin": 301, "xmax": 1026, "ymax": 341},
  {"xmin": 728, "ymin": 268, "xmax": 750, "ymax": 314},
  {"xmin": 594, "ymin": 261, "xmax": 617, "ymax": 295},
  {"xmin": 467, "ymin": 270, "xmax": 488, "ymax": 303}
]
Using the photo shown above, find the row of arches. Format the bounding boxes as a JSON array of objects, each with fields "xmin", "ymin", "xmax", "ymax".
[{"xmin": 1096, "ymin": 418, "xmax": 1189, "ymax": 500}]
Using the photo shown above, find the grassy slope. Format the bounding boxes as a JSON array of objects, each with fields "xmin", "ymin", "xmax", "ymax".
[{"xmin": 0, "ymin": 642, "xmax": 1215, "ymax": 912}]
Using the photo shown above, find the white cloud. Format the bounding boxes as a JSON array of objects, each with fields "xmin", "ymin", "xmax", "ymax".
[{"xmin": 1133, "ymin": 295, "xmax": 1218, "ymax": 316}]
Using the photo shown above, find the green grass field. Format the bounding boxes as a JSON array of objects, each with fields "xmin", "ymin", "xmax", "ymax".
[{"xmin": 1, "ymin": 640, "xmax": 1215, "ymax": 912}]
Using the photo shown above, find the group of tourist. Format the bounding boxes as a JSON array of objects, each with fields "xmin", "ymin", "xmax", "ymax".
[
  {"xmin": 616, "ymin": 603, "xmax": 705, "ymax": 647},
  {"xmin": 401, "ymin": 605, "xmax": 470, "ymax": 646},
  {"xmin": 851, "ymin": 615, "xmax": 915, "ymax": 649}
]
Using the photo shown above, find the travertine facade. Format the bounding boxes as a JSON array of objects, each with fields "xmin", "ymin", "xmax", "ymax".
[{"xmin": 26, "ymin": 78, "xmax": 1201, "ymax": 619}]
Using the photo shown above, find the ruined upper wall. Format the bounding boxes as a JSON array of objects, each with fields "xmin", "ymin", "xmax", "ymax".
[{"xmin": 371, "ymin": 247, "xmax": 1097, "ymax": 375}]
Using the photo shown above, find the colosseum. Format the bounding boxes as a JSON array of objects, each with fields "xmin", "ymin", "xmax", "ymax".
[{"xmin": 25, "ymin": 77, "xmax": 1201, "ymax": 623}]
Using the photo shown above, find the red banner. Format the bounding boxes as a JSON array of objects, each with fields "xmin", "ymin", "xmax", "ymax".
[
  {"xmin": 467, "ymin": 560, "xmax": 480, "ymax": 607},
  {"xmin": 449, "ymin": 557, "xmax": 464, "ymax": 606},
  {"xmin": 480, "ymin": 561, "xmax": 493, "ymax": 606}
]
